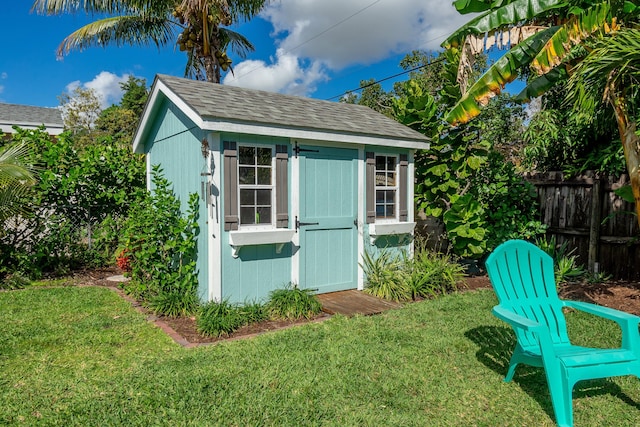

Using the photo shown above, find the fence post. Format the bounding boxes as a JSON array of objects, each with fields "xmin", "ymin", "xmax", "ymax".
[{"xmin": 588, "ymin": 177, "xmax": 602, "ymax": 273}]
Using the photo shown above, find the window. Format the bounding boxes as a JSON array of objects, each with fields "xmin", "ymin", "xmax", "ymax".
[
  {"xmin": 223, "ymin": 141, "xmax": 288, "ymax": 232},
  {"xmin": 238, "ymin": 145, "xmax": 274, "ymax": 226},
  {"xmin": 366, "ymin": 152, "xmax": 408, "ymax": 224},
  {"xmin": 375, "ymin": 155, "xmax": 397, "ymax": 220}
]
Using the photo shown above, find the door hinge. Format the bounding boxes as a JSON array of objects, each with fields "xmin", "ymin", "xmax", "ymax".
[
  {"xmin": 294, "ymin": 142, "xmax": 319, "ymax": 158},
  {"xmin": 295, "ymin": 216, "xmax": 320, "ymax": 231}
]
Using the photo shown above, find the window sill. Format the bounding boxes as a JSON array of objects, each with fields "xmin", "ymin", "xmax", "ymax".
[
  {"xmin": 229, "ymin": 229, "xmax": 296, "ymax": 258},
  {"xmin": 368, "ymin": 222, "xmax": 416, "ymax": 245}
]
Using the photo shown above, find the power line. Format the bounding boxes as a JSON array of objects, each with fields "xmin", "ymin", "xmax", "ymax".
[{"xmin": 325, "ymin": 56, "xmax": 446, "ymax": 101}]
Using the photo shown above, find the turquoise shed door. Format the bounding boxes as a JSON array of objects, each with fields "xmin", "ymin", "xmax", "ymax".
[{"xmin": 298, "ymin": 145, "xmax": 358, "ymax": 293}]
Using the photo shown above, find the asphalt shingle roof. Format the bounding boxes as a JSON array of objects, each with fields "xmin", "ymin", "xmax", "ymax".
[
  {"xmin": 157, "ymin": 74, "xmax": 429, "ymax": 144},
  {"xmin": 0, "ymin": 102, "xmax": 63, "ymax": 128}
]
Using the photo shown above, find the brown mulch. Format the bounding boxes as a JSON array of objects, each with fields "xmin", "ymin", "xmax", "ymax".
[{"xmin": 69, "ymin": 268, "xmax": 640, "ymax": 346}]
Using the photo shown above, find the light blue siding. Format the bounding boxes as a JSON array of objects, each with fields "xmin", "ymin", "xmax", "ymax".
[{"xmin": 142, "ymin": 100, "xmax": 209, "ymax": 300}]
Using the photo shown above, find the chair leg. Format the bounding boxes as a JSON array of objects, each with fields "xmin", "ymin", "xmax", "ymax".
[
  {"xmin": 504, "ymin": 361, "xmax": 518, "ymax": 382},
  {"xmin": 547, "ymin": 376, "xmax": 574, "ymax": 427}
]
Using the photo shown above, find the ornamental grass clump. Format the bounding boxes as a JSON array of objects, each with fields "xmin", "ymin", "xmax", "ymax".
[
  {"xmin": 266, "ymin": 283, "xmax": 323, "ymax": 320},
  {"xmin": 197, "ymin": 299, "xmax": 245, "ymax": 337},
  {"xmin": 362, "ymin": 245, "xmax": 466, "ymax": 302}
]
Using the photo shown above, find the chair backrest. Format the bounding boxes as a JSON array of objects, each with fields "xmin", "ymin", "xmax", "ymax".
[{"xmin": 486, "ymin": 240, "xmax": 571, "ymax": 349}]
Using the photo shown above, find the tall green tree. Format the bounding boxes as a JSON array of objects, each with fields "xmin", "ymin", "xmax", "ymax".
[
  {"xmin": 443, "ymin": 0, "xmax": 640, "ymax": 223},
  {"xmin": 32, "ymin": 0, "xmax": 269, "ymax": 83}
]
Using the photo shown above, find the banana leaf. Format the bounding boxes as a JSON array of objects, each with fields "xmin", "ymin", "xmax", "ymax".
[
  {"xmin": 532, "ymin": 2, "xmax": 613, "ymax": 73},
  {"xmin": 445, "ymin": 26, "xmax": 558, "ymax": 125},
  {"xmin": 443, "ymin": 0, "xmax": 568, "ymax": 48},
  {"xmin": 515, "ymin": 66, "xmax": 569, "ymax": 102}
]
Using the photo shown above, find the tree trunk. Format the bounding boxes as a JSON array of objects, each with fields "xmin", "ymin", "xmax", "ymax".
[
  {"xmin": 203, "ymin": 55, "xmax": 218, "ymax": 83},
  {"xmin": 610, "ymin": 93, "xmax": 640, "ymax": 227}
]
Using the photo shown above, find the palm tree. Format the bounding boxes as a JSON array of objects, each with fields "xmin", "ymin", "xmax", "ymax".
[
  {"xmin": 32, "ymin": 0, "xmax": 269, "ymax": 83},
  {"xmin": 0, "ymin": 142, "xmax": 37, "ymax": 228},
  {"xmin": 443, "ymin": 0, "xmax": 640, "ymax": 222}
]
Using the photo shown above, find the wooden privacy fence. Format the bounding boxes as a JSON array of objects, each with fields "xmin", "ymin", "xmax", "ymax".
[{"xmin": 525, "ymin": 171, "xmax": 640, "ymax": 280}]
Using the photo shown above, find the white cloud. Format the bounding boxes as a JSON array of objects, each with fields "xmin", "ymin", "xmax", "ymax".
[
  {"xmin": 228, "ymin": 0, "xmax": 474, "ymax": 94},
  {"xmin": 66, "ymin": 71, "xmax": 130, "ymax": 109},
  {"xmin": 223, "ymin": 49, "xmax": 328, "ymax": 96},
  {"xmin": 261, "ymin": 0, "xmax": 472, "ymax": 69},
  {"xmin": 1, "ymin": 72, "xmax": 7, "ymax": 79}
]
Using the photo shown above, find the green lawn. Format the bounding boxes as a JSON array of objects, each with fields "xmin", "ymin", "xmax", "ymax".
[{"xmin": 2, "ymin": 286, "xmax": 640, "ymax": 426}]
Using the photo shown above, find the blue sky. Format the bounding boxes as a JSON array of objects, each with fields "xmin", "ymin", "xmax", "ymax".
[{"xmin": 1, "ymin": 1, "xmax": 477, "ymax": 109}]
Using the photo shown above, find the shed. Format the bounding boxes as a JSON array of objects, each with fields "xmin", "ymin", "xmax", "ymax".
[
  {"xmin": 0, "ymin": 102, "xmax": 64, "ymax": 136},
  {"xmin": 133, "ymin": 74, "xmax": 430, "ymax": 303}
]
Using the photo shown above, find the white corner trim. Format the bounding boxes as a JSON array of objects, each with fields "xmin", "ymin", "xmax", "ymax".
[
  {"xmin": 368, "ymin": 222, "xmax": 416, "ymax": 245},
  {"xmin": 228, "ymin": 229, "xmax": 296, "ymax": 258}
]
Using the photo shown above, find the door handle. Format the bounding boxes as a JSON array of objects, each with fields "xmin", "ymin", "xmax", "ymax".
[{"xmin": 295, "ymin": 216, "xmax": 319, "ymax": 231}]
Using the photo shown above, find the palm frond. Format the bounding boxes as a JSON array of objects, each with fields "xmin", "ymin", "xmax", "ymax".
[
  {"xmin": 445, "ymin": 26, "xmax": 558, "ymax": 125},
  {"xmin": 442, "ymin": 0, "xmax": 568, "ymax": 49},
  {"xmin": 219, "ymin": 27, "xmax": 254, "ymax": 58},
  {"xmin": 566, "ymin": 28, "xmax": 640, "ymax": 120},
  {"xmin": 58, "ymin": 15, "xmax": 176, "ymax": 56}
]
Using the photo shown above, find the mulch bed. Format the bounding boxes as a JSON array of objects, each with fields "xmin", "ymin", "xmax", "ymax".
[{"xmin": 70, "ymin": 267, "xmax": 640, "ymax": 346}]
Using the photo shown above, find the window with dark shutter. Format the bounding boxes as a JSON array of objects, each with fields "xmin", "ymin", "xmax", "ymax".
[{"xmin": 368, "ymin": 152, "xmax": 409, "ymax": 223}]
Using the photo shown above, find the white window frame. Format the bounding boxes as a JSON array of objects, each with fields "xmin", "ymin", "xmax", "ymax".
[
  {"xmin": 237, "ymin": 143, "xmax": 276, "ymax": 230},
  {"xmin": 374, "ymin": 153, "xmax": 399, "ymax": 223}
]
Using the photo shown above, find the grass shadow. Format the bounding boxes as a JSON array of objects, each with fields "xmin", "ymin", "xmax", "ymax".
[{"xmin": 465, "ymin": 325, "xmax": 640, "ymax": 421}]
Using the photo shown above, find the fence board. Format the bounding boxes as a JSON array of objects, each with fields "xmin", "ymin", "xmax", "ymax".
[{"xmin": 525, "ymin": 172, "xmax": 640, "ymax": 280}]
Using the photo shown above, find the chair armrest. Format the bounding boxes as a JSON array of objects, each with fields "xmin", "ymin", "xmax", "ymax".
[
  {"xmin": 564, "ymin": 300, "xmax": 640, "ymax": 349},
  {"xmin": 492, "ymin": 306, "xmax": 544, "ymax": 332},
  {"xmin": 563, "ymin": 300, "xmax": 640, "ymax": 324}
]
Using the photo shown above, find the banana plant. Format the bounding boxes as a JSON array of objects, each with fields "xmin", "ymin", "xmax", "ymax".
[{"xmin": 444, "ymin": 0, "xmax": 640, "ymax": 225}]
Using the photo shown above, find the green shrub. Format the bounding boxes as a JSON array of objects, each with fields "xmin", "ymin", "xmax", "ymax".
[
  {"xmin": 121, "ymin": 166, "xmax": 200, "ymax": 317},
  {"xmin": 196, "ymin": 300, "xmax": 245, "ymax": 337},
  {"xmin": 239, "ymin": 301, "xmax": 269, "ymax": 324},
  {"xmin": 407, "ymin": 249, "xmax": 465, "ymax": 299},
  {"xmin": 0, "ymin": 272, "xmax": 31, "ymax": 290},
  {"xmin": 267, "ymin": 284, "xmax": 323, "ymax": 320},
  {"xmin": 535, "ymin": 236, "xmax": 586, "ymax": 284},
  {"xmin": 149, "ymin": 289, "xmax": 199, "ymax": 318},
  {"xmin": 360, "ymin": 250, "xmax": 409, "ymax": 302},
  {"xmin": 363, "ymin": 245, "xmax": 467, "ymax": 302}
]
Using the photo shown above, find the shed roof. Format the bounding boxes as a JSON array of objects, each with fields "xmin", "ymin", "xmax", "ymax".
[
  {"xmin": 0, "ymin": 102, "xmax": 64, "ymax": 135},
  {"xmin": 134, "ymin": 74, "xmax": 430, "ymax": 152}
]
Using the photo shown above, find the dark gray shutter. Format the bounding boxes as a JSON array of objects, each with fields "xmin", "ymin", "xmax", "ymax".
[
  {"xmin": 275, "ymin": 145, "xmax": 289, "ymax": 228},
  {"xmin": 399, "ymin": 154, "xmax": 408, "ymax": 222},
  {"xmin": 223, "ymin": 141, "xmax": 238, "ymax": 231},
  {"xmin": 366, "ymin": 152, "xmax": 376, "ymax": 224}
]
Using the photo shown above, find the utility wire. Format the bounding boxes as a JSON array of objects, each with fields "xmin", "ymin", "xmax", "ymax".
[{"xmin": 325, "ymin": 56, "xmax": 446, "ymax": 101}]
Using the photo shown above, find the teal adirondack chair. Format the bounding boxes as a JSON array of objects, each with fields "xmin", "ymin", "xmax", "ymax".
[{"xmin": 485, "ymin": 239, "xmax": 640, "ymax": 427}]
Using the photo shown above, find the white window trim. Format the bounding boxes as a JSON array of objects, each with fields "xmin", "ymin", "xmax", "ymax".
[{"xmin": 237, "ymin": 143, "xmax": 276, "ymax": 230}]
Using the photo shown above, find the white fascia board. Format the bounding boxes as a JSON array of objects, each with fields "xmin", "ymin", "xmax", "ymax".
[
  {"xmin": 0, "ymin": 123, "xmax": 64, "ymax": 135},
  {"xmin": 132, "ymin": 80, "xmax": 206, "ymax": 153},
  {"xmin": 201, "ymin": 119, "xmax": 430, "ymax": 150}
]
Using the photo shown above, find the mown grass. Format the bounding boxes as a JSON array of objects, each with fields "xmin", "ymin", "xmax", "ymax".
[{"xmin": 2, "ymin": 285, "xmax": 640, "ymax": 426}]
